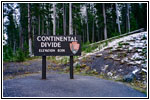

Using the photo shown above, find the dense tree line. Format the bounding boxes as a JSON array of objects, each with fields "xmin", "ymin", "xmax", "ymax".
[{"xmin": 3, "ymin": 3, "xmax": 147, "ymax": 61}]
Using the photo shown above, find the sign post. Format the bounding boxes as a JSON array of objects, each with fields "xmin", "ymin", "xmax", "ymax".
[
  {"xmin": 42, "ymin": 56, "xmax": 46, "ymax": 79},
  {"xmin": 70, "ymin": 56, "xmax": 74, "ymax": 79},
  {"xmin": 34, "ymin": 35, "xmax": 81, "ymax": 79}
]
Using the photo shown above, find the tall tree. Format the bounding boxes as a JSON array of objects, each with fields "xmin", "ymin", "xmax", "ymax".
[
  {"xmin": 86, "ymin": 3, "xmax": 89, "ymax": 42},
  {"xmin": 92, "ymin": 18, "xmax": 95, "ymax": 42},
  {"xmin": 38, "ymin": 4, "xmax": 41, "ymax": 35},
  {"xmin": 28, "ymin": 3, "xmax": 32, "ymax": 56},
  {"xmin": 63, "ymin": 3, "xmax": 66, "ymax": 35},
  {"xmin": 115, "ymin": 3, "xmax": 121, "ymax": 34},
  {"xmin": 102, "ymin": 3, "xmax": 107, "ymax": 39},
  {"xmin": 19, "ymin": 23, "xmax": 23, "ymax": 50},
  {"xmin": 92, "ymin": 4, "xmax": 95, "ymax": 42},
  {"xmin": 19, "ymin": 4, "xmax": 23, "ymax": 50},
  {"xmin": 95, "ymin": 3, "xmax": 103, "ymax": 41},
  {"xmin": 53, "ymin": 3, "xmax": 56, "ymax": 35},
  {"xmin": 126, "ymin": 3, "xmax": 130, "ymax": 32},
  {"xmin": 69, "ymin": 3, "xmax": 73, "ymax": 35}
]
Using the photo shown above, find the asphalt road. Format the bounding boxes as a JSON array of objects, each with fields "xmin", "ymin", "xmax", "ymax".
[{"xmin": 3, "ymin": 73, "xmax": 146, "ymax": 97}]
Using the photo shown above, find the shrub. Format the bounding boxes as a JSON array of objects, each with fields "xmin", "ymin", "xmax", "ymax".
[
  {"xmin": 16, "ymin": 49, "xmax": 25, "ymax": 62},
  {"xmin": 23, "ymin": 42, "xmax": 29, "ymax": 58},
  {"xmin": 3, "ymin": 45, "xmax": 14, "ymax": 61}
]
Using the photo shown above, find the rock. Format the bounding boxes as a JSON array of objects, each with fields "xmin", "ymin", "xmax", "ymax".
[
  {"xmin": 48, "ymin": 65, "xmax": 52, "ymax": 70},
  {"xmin": 93, "ymin": 69, "xmax": 97, "ymax": 72},
  {"xmin": 141, "ymin": 64, "xmax": 147, "ymax": 69},
  {"xmin": 101, "ymin": 65, "xmax": 109, "ymax": 71},
  {"xmin": 129, "ymin": 47, "xmax": 133, "ymax": 51},
  {"xmin": 138, "ymin": 69, "xmax": 147, "ymax": 75},
  {"xmin": 81, "ymin": 64, "xmax": 87, "ymax": 68},
  {"xmin": 123, "ymin": 57, "xmax": 129, "ymax": 62},
  {"xmin": 84, "ymin": 66, "xmax": 91, "ymax": 71},
  {"xmin": 114, "ymin": 58, "xmax": 121, "ymax": 61},
  {"xmin": 123, "ymin": 73, "xmax": 135, "ymax": 82},
  {"xmin": 127, "ymin": 62, "xmax": 137, "ymax": 66},
  {"xmin": 56, "ymin": 56, "xmax": 62, "ymax": 61},
  {"xmin": 112, "ymin": 75, "xmax": 120, "ymax": 80},
  {"xmin": 134, "ymin": 61, "xmax": 142, "ymax": 64},
  {"xmin": 142, "ymin": 69, "xmax": 147, "ymax": 73},
  {"xmin": 120, "ymin": 60, "xmax": 125, "ymax": 64},
  {"xmin": 137, "ymin": 49, "xmax": 142, "ymax": 52},
  {"xmin": 132, "ymin": 68, "xmax": 140, "ymax": 74},
  {"xmin": 73, "ymin": 62, "xmax": 81, "ymax": 67},
  {"xmin": 96, "ymin": 53, "xmax": 103, "ymax": 57},
  {"xmin": 122, "ymin": 45, "xmax": 126, "ymax": 49},
  {"xmin": 92, "ymin": 69, "xmax": 99, "ymax": 75},
  {"xmin": 106, "ymin": 47, "xmax": 113, "ymax": 50},
  {"xmin": 116, "ymin": 48, "xmax": 123, "ymax": 51},
  {"xmin": 104, "ymin": 56, "xmax": 108, "ymax": 60},
  {"xmin": 107, "ymin": 72, "xmax": 113, "ymax": 77},
  {"xmin": 89, "ymin": 69, "xmax": 98, "ymax": 75},
  {"xmin": 118, "ymin": 69, "xmax": 123, "ymax": 72},
  {"xmin": 108, "ymin": 51, "xmax": 113, "ymax": 54},
  {"xmin": 63, "ymin": 66, "xmax": 70, "ymax": 72}
]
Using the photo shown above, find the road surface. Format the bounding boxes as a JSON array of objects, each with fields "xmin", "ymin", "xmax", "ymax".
[{"xmin": 3, "ymin": 73, "xmax": 146, "ymax": 97}]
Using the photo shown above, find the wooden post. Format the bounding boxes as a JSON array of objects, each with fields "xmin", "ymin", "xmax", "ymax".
[
  {"xmin": 42, "ymin": 56, "xmax": 46, "ymax": 79},
  {"xmin": 70, "ymin": 56, "xmax": 74, "ymax": 79}
]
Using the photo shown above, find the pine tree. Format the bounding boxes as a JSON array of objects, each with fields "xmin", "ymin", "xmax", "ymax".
[
  {"xmin": 86, "ymin": 3, "xmax": 89, "ymax": 42},
  {"xmin": 103, "ymin": 3, "xmax": 107, "ymax": 39},
  {"xmin": 28, "ymin": 3, "xmax": 32, "ymax": 57},
  {"xmin": 69, "ymin": 3, "xmax": 73, "ymax": 35},
  {"xmin": 53, "ymin": 3, "xmax": 56, "ymax": 35},
  {"xmin": 126, "ymin": 3, "xmax": 130, "ymax": 32},
  {"xmin": 115, "ymin": 3, "xmax": 121, "ymax": 34}
]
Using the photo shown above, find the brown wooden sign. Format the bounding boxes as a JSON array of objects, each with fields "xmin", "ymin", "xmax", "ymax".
[
  {"xmin": 34, "ymin": 35, "xmax": 81, "ymax": 79},
  {"xmin": 34, "ymin": 35, "xmax": 81, "ymax": 56}
]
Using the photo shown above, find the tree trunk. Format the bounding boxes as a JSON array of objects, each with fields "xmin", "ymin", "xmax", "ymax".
[
  {"xmin": 86, "ymin": 4, "xmax": 89, "ymax": 42},
  {"xmin": 103, "ymin": 4, "xmax": 107, "ymax": 39},
  {"xmin": 13, "ymin": 40, "xmax": 16, "ymax": 54},
  {"xmin": 69, "ymin": 3, "xmax": 73, "ymax": 35},
  {"xmin": 126, "ymin": 3, "xmax": 130, "ymax": 32},
  {"xmin": 42, "ymin": 19, "xmax": 44, "ymax": 34},
  {"xmin": 92, "ymin": 18, "xmax": 94, "ymax": 42},
  {"xmin": 115, "ymin": 3, "xmax": 121, "ymax": 34},
  {"xmin": 47, "ymin": 21, "xmax": 49, "ymax": 35},
  {"xmin": 63, "ymin": 4, "xmax": 66, "ymax": 35},
  {"xmin": 38, "ymin": 15, "xmax": 40, "ymax": 35},
  {"xmin": 57, "ymin": 17, "xmax": 59, "ymax": 31},
  {"xmin": 53, "ymin": 3, "xmax": 56, "ymax": 35},
  {"xmin": 19, "ymin": 24, "xmax": 23, "ymax": 50},
  {"xmin": 38, "ymin": 4, "xmax": 41, "ymax": 35},
  {"xmin": 92, "ymin": 4, "xmax": 95, "ymax": 42},
  {"xmin": 83, "ymin": 29, "xmax": 84, "ymax": 43},
  {"xmin": 75, "ymin": 27, "xmax": 77, "ymax": 35},
  {"xmin": 28, "ymin": 3, "xmax": 32, "ymax": 57},
  {"xmin": 98, "ymin": 29, "xmax": 100, "ymax": 41},
  {"xmin": 32, "ymin": 24, "xmax": 34, "ymax": 45}
]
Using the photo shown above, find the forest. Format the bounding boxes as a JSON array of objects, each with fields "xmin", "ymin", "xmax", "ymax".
[{"xmin": 3, "ymin": 3, "xmax": 147, "ymax": 62}]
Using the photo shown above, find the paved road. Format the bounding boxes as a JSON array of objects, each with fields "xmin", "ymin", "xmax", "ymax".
[{"xmin": 3, "ymin": 73, "xmax": 146, "ymax": 97}]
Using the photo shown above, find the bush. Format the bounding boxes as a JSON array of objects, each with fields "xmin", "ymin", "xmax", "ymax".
[
  {"xmin": 3, "ymin": 45, "xmax": 14, "ymax": 61},
  {"xmin": 16, "ymin": 49, "xmax": 25, "ymax": 62},
  {"xmin": 23, "ymin": 42, "xmax": 29, "ymax": 58},
  {"xmin": 110, "ymin": 32, "xmax": 120, "ymax": 37}
]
